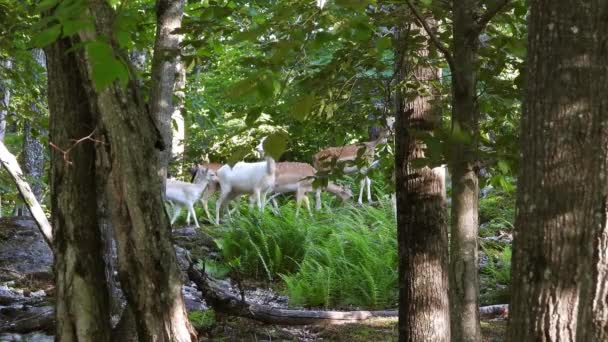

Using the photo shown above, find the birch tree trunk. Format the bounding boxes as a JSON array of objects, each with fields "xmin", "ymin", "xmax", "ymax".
[
  {"xmin": 150, "ymin": 0, "xmax": 185, "ymax": 184},
  {"xmin": 508, "ymin": 1, "xmax": 608, "ymax": 340}
]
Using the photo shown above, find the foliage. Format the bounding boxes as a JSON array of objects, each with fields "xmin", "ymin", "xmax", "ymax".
[
  {"xmin": 478, "ymin": 188, "xmax": 515, "ymax": 305},
  {"xmin": 188, "ymin": 309, "xmax": 216, "ymax": 331},
  {"xmin": 218, "ymin": 196, "xmax": 397, "ymax": 309},
  {"xmin": 479, "ymin": 187, "xmax": 516, "ymax": 237}
]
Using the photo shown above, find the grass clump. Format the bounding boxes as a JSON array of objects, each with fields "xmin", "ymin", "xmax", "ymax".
[
  {"xmin": 218, "ymin": 199, "xmax": 397, "ymax": 309},
  {"xmin": 189, "ymin": 310, "xmax": 216, "ymax": 331}
]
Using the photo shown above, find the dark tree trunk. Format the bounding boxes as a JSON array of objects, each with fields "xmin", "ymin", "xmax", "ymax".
[
  {"xmin": 150, "ymin": 0, "xmax": 185, "ymax": 185},
  {"xmin": 44, "ymin": 1, "xmax": 196, "ymax": 341},
  {"xmin": 22, "ymin": 49, "xmax": 47, "ymax": 204},
  {"xmin": 449, "ymin": 1, "xmax": 481, "ymax": 340},
  {"xmin": 45, "ymin": 36, "xmax": 112, "ymax": 342},
  {"xmin": 508, "ymin": 1, "xmax": 608, "ymax": 340},
  {"xmin": 75, "ymin": 2, "xmax": 195, "ymax": 340},
  {"xmin": 395, "ymin": 23, "xmax": 450, "ymax": 341}
]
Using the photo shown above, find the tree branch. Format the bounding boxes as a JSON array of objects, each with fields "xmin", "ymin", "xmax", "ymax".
[
  {"xmin": 405, "ymin": 0, "xmax": 455, "ymax": 72},
  {"xmin": 0, "ymin": 142, "xmax": 53, "ymax": 245},
  {"xmin": 475, "ymin": 0, "xmax": 511, "ymax": 33}
]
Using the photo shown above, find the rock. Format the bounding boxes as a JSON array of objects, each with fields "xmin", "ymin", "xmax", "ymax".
[
  {"xmin": 0, "ymin": 217, "xmax": 53, "ymax": 281},
  {"xmin": 182, "ymin": 283, "xmax": 207, "ymax": 312},
  {"xmin": 0, "ymin": 332, "xmax": 54, "ymax": 341},
  {"xmin": 28, "ymin": 290, "xmax": 45, "ymax": 298}
]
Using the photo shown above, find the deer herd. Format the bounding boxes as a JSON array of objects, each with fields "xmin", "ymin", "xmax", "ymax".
[{"xmin": 165, "ymin": 123, "xmax": 394, "ymax": 227}]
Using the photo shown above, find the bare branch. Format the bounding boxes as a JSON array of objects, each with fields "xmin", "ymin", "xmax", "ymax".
[
  {"xmin": 49, "ymin": 129, "xmax": 105, "ymax": 165},
  {"xmin": 475, "ymin": 0, "xmax": 511, "ymax": 33},
  {"xmin": 405, "ymin": 0, "xmax": 455, "ymax": 72}
]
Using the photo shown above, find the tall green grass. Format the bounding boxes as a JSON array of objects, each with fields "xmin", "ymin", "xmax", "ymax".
[{"xmin": 217, "ymin": 199, "xmax": 397, "ymax": 309}]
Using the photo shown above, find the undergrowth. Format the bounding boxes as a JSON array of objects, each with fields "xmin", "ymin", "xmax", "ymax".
[{"xmin": 217, "ymin": 198, "xmax": 397, "ymax": 309}]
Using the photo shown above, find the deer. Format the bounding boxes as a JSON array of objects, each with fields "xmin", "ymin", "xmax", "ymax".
[
  {"xmin": 165, "ymin": 166, "xmax": 214, "ymax": 228},
  {"xmin": 189, "ymin": 162, "xmax": 222, "ymax": 223},
  {"xmin": 215, "ymin": 155, "xmax": 276, "ymax": 224},
  {"xmin": 265, "ymin": 162, "xmax": 353, "ymax": 216},
  {"xmin": 313, "ymin": 127, "xmax": 390, "ymax": 209}
]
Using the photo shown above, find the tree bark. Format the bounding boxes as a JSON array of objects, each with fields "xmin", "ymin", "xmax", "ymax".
[
  {"xmin": 45, "ymin": 35, "xmax": 112, "ymax": 342},
  {"xmin": 150, "ymin": 0, "xmax": 185, "ymax": 185},
  {"xmin": 508, "ymin": 1, "xmax": 608, "ymax": 340},
  {"xmin": 73, "ymin": 2, "xmax": 195, "ymax": 340},
  {"xmin": 449, "ymin": 1, "xmax": 481, "ymax": 340},
  {"xmin": 395, "ymin": 22, "xmax": 450, "ymax": 341}
]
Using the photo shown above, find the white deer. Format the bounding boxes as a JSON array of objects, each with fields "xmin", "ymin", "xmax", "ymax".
[
  {"xmin": 313, "ymin": 127, "xmax": 390, "ymax": 208},
  {"xmin": 165, "ymin": 167, "xmax": 214, "ymax": 228},
  {"xmin": 215, "ymin": 155, "xmax": 276, "ymax": 224},
  {"xmin": 189, "ymin": 162, "xmax": 222, "ymax": 223}
]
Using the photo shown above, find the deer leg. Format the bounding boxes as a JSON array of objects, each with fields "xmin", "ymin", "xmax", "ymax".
[
  {"xmin": 201, "ymin": 191, "xmax": 213, "ymax": 223},
  {"xmin": 170, "ymin": 206, "xmax": 182, "ymax": 225},
  {"xmin": 188, "ymin": 203, "xmax": 200, "ymax": 228},
  {"xmin": 358, "ymin": 178, "xmax": 366, "ymax": 204},
  {"xmin": 366, "ymin": 176, "xmax": 372, "ymax": 203},
  {"xmin": 315, "ymin": 188, "xmax": 322, "ymax": 210},
  {"xmin": 216, "ymin": 188, "xmax": 232, "ymax": 225}
]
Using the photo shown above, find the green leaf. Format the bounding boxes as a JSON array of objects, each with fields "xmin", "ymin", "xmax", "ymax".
[
  {"xmin": 497, "ymin": 160, "xmax": 510, "ymax": 174},
  {"xmin": 36, "ymin": 0, "xmax": 60, "ymax": 12},
  {"xmin": 375, "ymin": 36, "xmax": 392, "ymax": 52},
  {"xmin": 86, "ymin": 40, "xmax": 129, "ymax": 90},
  {"xmin": 291, "ymin": 94, "xmax": 315, "ymax": 121},
  {"xmin": 263, "ymin": 132, "xmax": 288, "ymax": 160},
  {"xmin": 31, "ymin": 24, "xmax": 61, "ymax": 48},
  {"xmin": 61, "ymin": 19, "xmax": 92, "ymax": 37}
]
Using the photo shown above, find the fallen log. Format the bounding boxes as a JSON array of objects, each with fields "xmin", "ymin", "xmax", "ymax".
[
  {"xmin": 189, "ymin": 264, "xmax": 510, "ymax": 325},
  {"xmin": 187, "ymin": 265, "xmax": 398, "ymax": 325}
]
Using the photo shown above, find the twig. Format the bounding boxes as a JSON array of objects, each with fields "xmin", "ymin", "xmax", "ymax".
[
  {"xmin": 405, "ymin": 0, "xmax": 455, "ymax": 72},
  {"xmin": 49, "ymin": 129, "xmax": 105, "ymax": 165}
]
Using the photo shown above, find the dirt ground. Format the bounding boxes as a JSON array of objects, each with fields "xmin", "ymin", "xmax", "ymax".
[{"xmin": 200, "ymin": 315, "xmax": 507, "ymax": 341}]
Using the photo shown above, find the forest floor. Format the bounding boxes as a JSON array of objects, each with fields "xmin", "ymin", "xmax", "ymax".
[{"xmin": 199, "ymin": 315, "xmax": 507, "ymax": 341}]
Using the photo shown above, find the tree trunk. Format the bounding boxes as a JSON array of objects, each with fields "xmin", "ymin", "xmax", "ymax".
[
  {"xmin": 171, "ymin": 61, "xmax": 186, "ymax": 176},
  {"xmin": 449, "ymin": 1, "xmax": 481, "ymax": 340},
  {"xmin": 74, "ymin": 2, "xmax": 195, "ymax": 340},
  {"xmin": 22, "ymin": 49, "xmax": 47, "ymax": 204},
  {"xmin": 0, "ymin": 59, "xmax": 10, "ymax": 142},
  {"xmin": 150, "ymin": 0, "xmax": 185, "ymax": 185},
  {"xmin": 508, "ymin": 1, "xmax": 608, "ymax": 340},
  {"xmin": 395, "ymin": 23, "xmax": 450, "ymax": 342},
  {"xmin": 45, "ymin": 36, "xmax": 112, "ymax": 342}
]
